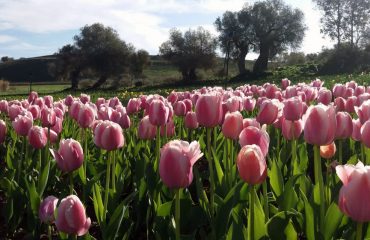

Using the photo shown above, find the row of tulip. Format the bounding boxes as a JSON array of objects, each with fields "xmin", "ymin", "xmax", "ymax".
[{"xmin": 0, "ymin": 78, "xmax": 370, "ymax": 239}]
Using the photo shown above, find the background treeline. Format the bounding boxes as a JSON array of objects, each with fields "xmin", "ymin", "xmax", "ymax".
[{"xmin": 1, "ymin": 0, "xmax": 370, "ymax": 89}]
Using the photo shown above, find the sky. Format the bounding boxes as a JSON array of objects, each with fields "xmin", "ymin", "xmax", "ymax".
[{"xmin": 0, "ymin": 0, "xmax": 334, "ymax": 60}]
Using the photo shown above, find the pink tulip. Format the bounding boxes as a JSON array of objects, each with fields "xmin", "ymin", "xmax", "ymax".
[
  {"xmin": 126, "ymin": 98, "xmax": 141, "ymax": 115},
  {"xmin": 160, "ymin": 118, "xmax": 175, "ymax": 137},
  {"xmin": 242, "ymin": 97, "xmax": 256, "ymax": 112},
  {"xmin": 77, "ymin": 104, "xmax": 96, "ymax": 128},
  {"xmin": 184, "ymin": 111, "xmax": 198, "ymax": 129},
  {"xmin": 28, "ymin": 91, "xmax": 38, "ymax": 104},
  {"xmin": 28, "ymin": 126, "xmax": 47, "ymax": 149},
  {"xmin": 0, "ymin": 120, "xmax": 6, "ymax": 144},
  {"xmin": 173, "ymin": 101, "xmax": 187, "ymax": 117},
  {"xmin": 335, "ymin": 112, "xmax": 353, "ymax": 139},
  {"xmin": 345, "ymin": 96, "xmax": 357, "ymax": 113},
  {"xmin": 346, "ymin": 80, "xmax": 357, "ymax": 89},
  {"xmin": 225, "ymin": 96, "xmax": 241, "ymax": 112},
  {"xmin": 285, "ymin": 86, "xmax": 297, "ymax": 98},
  {"xmin": 317, "ymin": 89, "xmax": 332, "ymax": 105},
  {"xmin": 8, "ymin": 105, "xmax": 23, "ymax": 121},
  {"xmin": 167, "ymin": 91, "xmax": 178, "ymax": 104},
  {"xmin": 159, "ymin": 140, "xmax": 203, "ymax": 188},
  {"xmin": 361, "ymin": 120, "xmax": 370, "ymax": 148},
  {"xmin": 79, "ymin": 94, "xmax": 90, "ymax": 104},
  {"xmin": 243, "ymin": 118, "xmax": 260, "ymax": 129},
  {"xmin": 39, "ymin": 196, "xmax": 58, "ymax": 224},
  {"xmin": 320, "ymin": 142, "xmax": 336, "ymax": 159},
  {"xmin": 0, "ymin": 100, "xmax": 8, "ymax": 113},
  {"xmin": 311, "ymin": 78, "xmax": 324, "ymax": 88},
  {"xmin": 108, "ymin": 97, "xmax": 121, "ymax": 108},
  {"xmin": 352, "ymin": 119, "xmax": 362, "ymax": 141},
  {"xmin": 281, "ymin": 118, "xmax": 303, "ymax": 140},
  {"xmin": 303, "ymin": 104, "xmax": 336, "ymax": 146},
  {"xmin": 95, "ymin": 98, "xmax": 106, "ymax": 108},
  {"xmin": 256, "ymin": 99, "xmax": 280, "ymax": 125},
  {"xmin": 336, "ymin": 161, "xmax": 370, "ymax": 222},
  {"xmin": 29, "ymin": 105, "xmax": 41, "ymax": 119},
  {"xmin": 69, "ymin": 101, "xmax": 82, "ymax": 120},
  {"xmin": 138, "ymin": 116, "xmax": 156, "ymax": 140},
  {"xmin": 65, "ymin": 95, "xmax": 74, "ymax": 107},
  {"xmin": 195, "ymin": 93, "xmax": 222, "ymax": 128},
  {"xmin": 334, "ymin": 97, "xmax": 346, "ymax": 112},
  {"xmin": 183, "ymin": 99, "xmax": 192, "ymax": 112},
  {"xmin": 55, "ymin": 195, "xmax": 91, "ymax": 236},
  {"xmin": 355, "ymin": 86, "xmax": 366, "ymax": 96},
  {"xmin": 333, "ymin": 84, "xmax": 346, "ymax": 98},
  {"xmin": 45, "ymin": 128, "xmax": 58, "ymax": 144},
  {"xmin": 283, "ymin": 97, "xmax": 303, "ymax": 121},
  {"xmin": 94, "ymin": 120, "xmax": 124, "ymax": 151},
  {"xmin": 148, "ymin": 99, "xmax": 169, "ymax": 126},
  {"xmin": 117, "ymin": 113, "xmax": 131, "ymax": 129},
  {"xmin": 239, "ymin": 126, "xmax": 270, "ymax": 157},
  {"xmin": 41, "ymin": 108, "xmax": 56, "ymax": 127},
  {"xmin": 44, "ymin": 96, "xmax": 54, "ymax": 108},
  {"xmin": 281, "ymin": 78, "xmax": 291, "ymax": 90},
  {"xmin": 355, "ymin": 100, "xmax": 370, "ymax": 124},
  {"xmin": 237, "ymin": 144, "xmax": 267, "ymax": 185},
  {"xmin": 222, "ymin": 111, "xmax": 243, "ymax": 140},
  {"xmin": 34, "ymin": 97, "xmax": 45, "ymax": 109},
  {"xmin": 12, "ymin": 114, "xmax": 33, "ymax": 136},
  {"xmin": 51, "ymin": 139, "xmax": 84, "ymax": 172}
]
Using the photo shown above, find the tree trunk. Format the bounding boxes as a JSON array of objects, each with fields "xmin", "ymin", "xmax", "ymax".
[
  {"xmin": 189, "ymin": 68, "xmax": 197, "ymax": 81},
  {"xmin": 253, "ymin": 44, "xmax": 269, "ymax": 75},
  {"xmin": 237, "ymin": 49, "xmax": 248, "ymax": 75},
  {"xmin": 89, "ymin": 75, "xmax": 108, "ymax": 90},
  {"xmin": 70, "ymin": 69, "xmax": 80, "ymax": 90},
  {"xmin": 181, "ymin": 70, "xmax": 189, "ymax": 82}
]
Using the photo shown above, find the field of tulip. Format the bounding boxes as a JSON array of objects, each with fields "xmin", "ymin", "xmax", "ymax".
[{"xmin": 1, "ymin": 78, "xmax": 370, "ymax": 239}]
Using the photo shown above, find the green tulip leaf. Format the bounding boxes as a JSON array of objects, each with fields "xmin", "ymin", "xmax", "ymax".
[{"xmin": 323, "ymin": 202, "xmax": 343, "ymax": 240}]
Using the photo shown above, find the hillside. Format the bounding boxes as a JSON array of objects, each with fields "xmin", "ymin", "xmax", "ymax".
[{"xmin": 0, "ymin": 55, "xmax": 256, "ymax": 85}]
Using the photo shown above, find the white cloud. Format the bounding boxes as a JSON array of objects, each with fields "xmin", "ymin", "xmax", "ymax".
[
  {"xmin": 0, "ymin": 0, "xmax": 336, "ymax": 56},
  {"xmin": 0, "ymin": 35, "xmax": 17, "ymax": 43}
]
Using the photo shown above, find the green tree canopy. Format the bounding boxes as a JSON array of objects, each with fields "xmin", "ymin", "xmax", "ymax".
[{"xmin": 159, "ymin": 27, "xmax": 217, "ymax": 82}]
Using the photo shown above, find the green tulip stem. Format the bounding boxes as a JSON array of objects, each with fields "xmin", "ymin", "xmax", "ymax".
[
  {"xmin": 83, "ymin": 128, "xmax": 88, "ymax": 183},
  {"xmin": 111, "ymin": 150, "xmax": 116, "ymax": 193},
  {"xmin": 230, "ymin": 139, "xmax": 234, "ymax": 187},
  {"xmin": 248, "ymin": 185, "xmax": 255, "ymax": 240},
  {"xmin": 48, "ymin": 225, "xmax": 52, "ymax": 240},
  {"xmin": 69, "ymin": 171, "xmax": 74, "ymax": 195},
  {"xmin": 292, "ymin": 139, "xmax": 298, "ymax": 175},
  {"xmin": 104, "ymin": 152, "xmax": 112, "ymax": 223},
  {"xmin": 179, "ymin": 117, "xmax": 183, "ymax": 139},
  {"xmin": 366, "ymin": 146, "xmax": 370, "ymax": 165},
  {"xmin": 314, "ymin": 144, "xmax": 325, "ymax": 229},
  {"xmin": 356, "ymin": 222, "xmax": 363, "ymax": 240},
  {"xmin": 361, "ymin": 143, "xmax": 365, "ymax": 163},
  {"xmin": 17, "ymin": 136, "xmax": 26, "ymax": 183},
  {"xmin": 338, "ymin": 139, "xmax": 343, "ymax": 164},
  {"xmin": 262, "ymin": 181, "xmax": 269, "ymax": 221},
  {"xmin": 276, "ymin": 128, "xmax": 281, "ymax": 156},
  {"xmin": 156, "ymin": 126, "xmax": 161, "ymax": 172},
  {"xmin": 207, "ymin": 127, "xmax": 215, "ymax": 219},
  {"xmin": 175, "ymin": 188, "xmax": 181, "ymax": 240}
]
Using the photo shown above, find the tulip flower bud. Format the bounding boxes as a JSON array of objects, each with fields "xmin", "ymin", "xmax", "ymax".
[
  {"xmin": 55, "ymin": 195, "xmax": 91, "ymax": 236},
  {"xmin": 320, "ymin": 142, "xmax": 336, "ymax": 159},
  {"xmin": 159, "ymin": 140, "xmax": 203, "ymax": 188},
  {"xmin": 222, "ymin": 111, "xmax": 243, "ymax": 140},
  {"xmin": 237, "ymin": 144, "xmax": 267, "ymax": 185},
  {"xmin": 39, "ymin": 196, "xmax": 58, "ymax": 224},
  {"xmin": 51, "ymin": 138, "xmax": 84, "ymax": 172},
  {"xmin": 336, "ymin": 162, "xmax": 370, "ymax": 222}
]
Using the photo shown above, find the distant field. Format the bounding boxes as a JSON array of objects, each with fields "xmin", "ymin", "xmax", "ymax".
[{"xmin": 0, "ymin": 83, "xmax": 70, "ymax": 98}]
